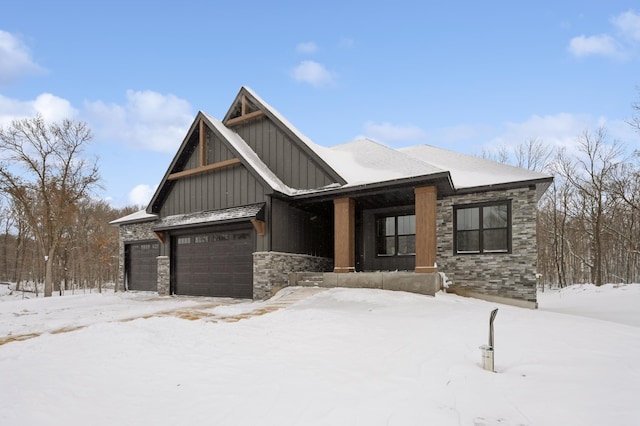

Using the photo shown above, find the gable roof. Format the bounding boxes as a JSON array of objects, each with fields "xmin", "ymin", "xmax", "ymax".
[
  {"xmin": 201, "ymin": 113, "xmax": 292, "ymax": 194},
  {"xmin": 146, "ymin": 111, "xmax": 295, "ymax": 214},
  {"xmin": 139, "ymin": 87, "xmax": 553, "ymax": 218},
  {"xmin": 223, "ymin": 86, "xmax": 346, "ymax": 186}
]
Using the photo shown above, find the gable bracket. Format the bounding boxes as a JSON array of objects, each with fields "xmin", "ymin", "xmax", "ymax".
[
  {"xmin": 251, "ymin": 219, "xmax": 266, "ymax": 236},
  {"xmin": 226, "ymin": 94, "xmax": 265, "ymax": 126},
  {"xmin": 226, "ymin": 110, "xmax": 265, "ymax": 127},
  {"xmin": 168, "ymin": 158, "xmax": 241, "ymax": 181},
  {"xmin": 153, "ymin": 231, "xmax": 167, "ymax": 244}
]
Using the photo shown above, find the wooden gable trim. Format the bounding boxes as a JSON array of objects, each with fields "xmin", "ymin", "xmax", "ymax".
[
  {"xmin": 226, "ymin": 110, "xmax": 265, "ymax": 127},
  {"xmin": 167, "ymin": 158, "xmax": 241, "ymax": 181}
]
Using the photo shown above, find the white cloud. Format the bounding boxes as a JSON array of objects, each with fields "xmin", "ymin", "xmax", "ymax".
[
  {"xmin": 568, "ymin": 10, "xmax": 640, "ymax": 59},
  {"xmin": 361, "ymin": 121, "xmax": 427, "ymax": 144},
  {"xmin": 489, "ymin": 113, "xmax": 593, "ymax": 150},
  {"xmin": 568, "ymin": 34, "xmax": 619, "ymax": 58},
  {"xmin": 85, "ymin": 90, "xmax": 193, "ymax": 153},
  {"xmin": 0, "ymin": 93, "xmax": 78, "ymax": 126},
  {"xmin": 291, "ymin": 60, "xmax": 336, "ymax": 87},
  {"xmin": 296, "ymin": 42, "xmax": 317, "ymax": 54},
  {"xmin": 128, "ymin": 184, "xmax": 156, "ymax": 207},
  {"xmin": 612, "ymin": 10, "xmax": 640, "ymax": 41},
  {"xmin": 484, "ymin": 112, "xmax": 639, "ymax": 156},
  {"xmin": 0, "ymin": 30, "xmax": 45, "ymax": 85}
]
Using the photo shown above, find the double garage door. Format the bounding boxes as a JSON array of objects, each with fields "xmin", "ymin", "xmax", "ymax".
[{"xmin": 173, "ymin": 227, "xmax": 253, "ymax": 298}]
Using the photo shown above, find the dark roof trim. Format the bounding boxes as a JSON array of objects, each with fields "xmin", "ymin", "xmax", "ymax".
[
  {"xmin": 152, "ymin": 203, "xmax": 265, "ymax": 232},
  {"xmin": 452, "ymin": 177, "xmax": 554, "ymax": 200},
  {"xmin": 286, "ymin": 172, "xmax": 455, "ymax": 203},
  {"xmin": 146, "ymin": 115, "xmax": 203, "ymax": 214},
  {"xmin": 281, "ymin": 173, "xmax": 554, "ymax": 204}
]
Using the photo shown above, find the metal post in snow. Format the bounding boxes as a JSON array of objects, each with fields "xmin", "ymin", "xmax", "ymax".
[{"xmin": 480, "ymin": 308, "xmax": 498, "ymax": 372}]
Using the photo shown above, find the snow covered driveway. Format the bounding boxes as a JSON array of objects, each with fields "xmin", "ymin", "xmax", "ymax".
[{"xmin": 1, "ymin": 285, "xmax": 639, "ymax": 425}]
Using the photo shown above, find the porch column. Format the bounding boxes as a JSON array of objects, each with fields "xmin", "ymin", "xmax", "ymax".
[
  {"xmin": 333, "ymin": 198, "xmax": 355, "ymax": 273},
  {"xmin": 415, "ymin": 186, "xmax": 438, "ymax": 273}
]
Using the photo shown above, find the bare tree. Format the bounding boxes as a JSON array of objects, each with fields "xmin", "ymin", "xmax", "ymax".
[
  {"xmin": 554, "ymin": 128, "xmax": 624, "ymax": 286},
  {"xmin": 628, "ymin": 87, "xmax": 640, "ymax": 137},
  {"xmin": 0, "ymin": 116, "xmax": 101, "ymax": 297},
  {"xmin": 515, "ymin": 137, "xmax": 553, "ymax": 172},
  {"xmin": 481, "ymin": 144, "xmax": 511, "ymax": 164}
]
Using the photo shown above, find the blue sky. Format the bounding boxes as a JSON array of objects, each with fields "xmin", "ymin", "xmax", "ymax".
[{"xmin": 1, "ymin": 1, "xmax": 639, "ymax": 207}]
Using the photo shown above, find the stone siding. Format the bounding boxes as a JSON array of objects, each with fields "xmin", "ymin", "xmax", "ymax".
[
  {"xmin": 157, "ymin": 256, "xmax": 170, "ymax": 296},
  {"xmin": 253, "ymin": 251, "xmax": 333, "ymax": 300},
  {"xmin": 436, "ymin": 187, "xmax": 538, "ymax": 303},
  {"xmin": 116, "ymin": 220, "xmax": 157, "ymax": 292}
]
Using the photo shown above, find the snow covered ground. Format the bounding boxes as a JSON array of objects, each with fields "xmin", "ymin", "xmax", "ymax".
[{"xmin": 1, "ymin": 284, "xmax": 639, "ymax": 426}]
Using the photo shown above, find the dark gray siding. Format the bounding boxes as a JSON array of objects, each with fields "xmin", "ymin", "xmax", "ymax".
[
  {"xmin": 160, "ymin": 166, "xmax": 267, "ymax": 216},
  {"xmin": 360, "ymin": 205, "xmax": 415, "ymax": 272},
  {"xmin": 271, "ymin": 198, "xmax": 332, "ymax": 258},
  {"xmin": 234, "ymin": 117, "xmax": 337, "ymax": 190},
  {"xmin": 206, "ymin": 130, "xmax": 235, "ymax": 163}
]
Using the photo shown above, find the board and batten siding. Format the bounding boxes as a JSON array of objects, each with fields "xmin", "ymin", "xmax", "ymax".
[
  {"xmin": 160, "ymin": 166, "xmax": 267, "ymax": 216},
  {"xmin": 233, "ymin": 117, "xmax": 337, "ymax": 190},
  {"xmin": 160, "ymin": 127, "xmax": 269, "ymax": 217}
]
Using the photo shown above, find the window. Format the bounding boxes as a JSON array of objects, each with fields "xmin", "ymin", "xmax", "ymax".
[
  {"xmin": 454, "ymin": 202, "xmax": 510, "ymax": 254},
  {"xmin": 376, "ymin": 214, "xmax": 416, "ymax": 256}
]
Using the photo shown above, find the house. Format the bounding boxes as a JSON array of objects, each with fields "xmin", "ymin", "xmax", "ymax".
[{"xmin": 110, "ymin": 87, "xmax": 552, "ymax": 308}]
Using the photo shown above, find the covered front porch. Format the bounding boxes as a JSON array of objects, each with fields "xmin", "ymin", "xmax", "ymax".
[
  {"xmin": 285, "ymin": 182, "xmax": 446, "ymax": 297},
  {"xmin": 332, "ymin": 184, "xmax": 440, "ymax": 275}
]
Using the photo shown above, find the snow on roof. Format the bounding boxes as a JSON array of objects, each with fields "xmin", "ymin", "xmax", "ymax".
[
  {"xmin": 400, "ymin": 144, "xmax": 552, "ymax": 190},
  {"xmin": 152, "ymin": 203, "xmax": 264, "ymax": 231},
  {"xmin": 109, "ymin": 210, "xmax": 158, "ymax": 226},
  {"xmin": 230, "ymin": 89, "xmax": 550, "ymax": 194},
  {"xmin": 242, "ymin": 87, "xmax": 343, "ymax": 181},
  {"xmin": 323, "ymin": 139, "xmax": 446, "ymax": 186},
  {"xmin": 202, "ymin": 113, "xmax": 295, "ymax": 195}
]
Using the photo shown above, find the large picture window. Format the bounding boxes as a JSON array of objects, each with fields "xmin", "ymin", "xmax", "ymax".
[
  {"xmin": 454, "ymin": 201, "xmax": 510, "ymax": 254},
  {"xmin": 376, "ymin": 214, "xmax": 416, "ymax": 256}
]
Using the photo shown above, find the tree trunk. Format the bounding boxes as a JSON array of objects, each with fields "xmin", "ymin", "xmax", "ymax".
[{"xmin": 44, "ymin": 247, "xmax": 56, "ymax": 297}]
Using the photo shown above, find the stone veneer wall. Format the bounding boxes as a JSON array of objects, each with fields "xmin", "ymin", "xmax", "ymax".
[
  {"xmin": 253, "ymin": 251, "xmax": 333, "ymax": 300},
  {"xmin": 157, "ymin": 256, "xmax": 170, "ymax": 296},
  {"xmin": 116, "ymin": 220, "xmax": 158, "ymax": 292},
  {"xmin": 436, "ymin": 186, "xmax": 538, "ymax": 303}
]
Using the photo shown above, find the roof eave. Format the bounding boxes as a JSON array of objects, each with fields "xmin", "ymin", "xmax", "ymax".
[
  {"xmin": 287, "ymin": 171, "xmax": 455, "ymax": 202},
  {"xmin": 453, "ymin": 176, "xmax": 554, "ymax": 199}
]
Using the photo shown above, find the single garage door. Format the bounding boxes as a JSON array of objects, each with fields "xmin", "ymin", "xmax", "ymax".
[
  {"xmin": 125, "ymin": 242, "xmax": 159, "ymax": 291},
  {"xmin": 173, "ymin": 227, "xmax": 253, "ymax": 298}
]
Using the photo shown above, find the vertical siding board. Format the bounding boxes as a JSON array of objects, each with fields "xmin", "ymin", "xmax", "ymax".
[
  {"xmin": 284, "ymin": 139, "xmax": 292, "ymax": 185},
  {"xmin": 208, "ymin": 171, "xmax": 215, "ymax": 211},
  {"xmin": 269, "ymin": 125, "xmax": 277, "ymax": 178},
  {"xmin": 234, "ymin": 167, "xmax": 241, "ymax": 206},
  {"xmin": 248, "ymin": 169, "xmax": 256, "ymax": 203},
  {"xmin": 277, "ymin": 131, "xmax": 285, "ymax": 179}
]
